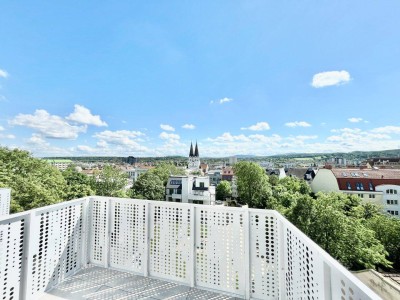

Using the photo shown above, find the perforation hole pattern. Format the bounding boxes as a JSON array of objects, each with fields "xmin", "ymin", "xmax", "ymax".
[
  {"xmin": 195, "ymin": 208, "xmax": 245, "ymax": 295},
  {"xmin": 0, "ymin": 189, "xmax": 11, "ymax": 216},
  {"xmin": 90, "ymin": 199, "xmax": 108, "ymax": 265},
  {"xmin": 0, "ymin": 217, "xmax": 25, "ymax": 300},
  {"xmin": 149, "ymin": 204, "xmax": 191, "ymax": 283},
  {"xmin": 110, "ymin": 201, "xmax": 146, "ymax": 272},
  {"xmin": 30, "ymin": 204, "xmax": 84, "ymax": 296},
  {"xmin": 249, "ymin": 212, "xmax": 279, "ymax": 299},
  {"xmin": 285, "ymin": 228, "xmax": 318, "ymax": 300}
]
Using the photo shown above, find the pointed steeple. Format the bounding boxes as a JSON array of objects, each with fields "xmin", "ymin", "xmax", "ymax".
[
  {"xmin": 189, "ymin": 142, "xmax": 194, "ymax": 157},
  {"xmin": 194, "ymin": 141, "xmax": 199, "ymax": 157}
]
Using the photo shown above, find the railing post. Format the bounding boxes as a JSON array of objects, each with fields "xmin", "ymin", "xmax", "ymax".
[
  {"xmin": 278, "ymin": 217, "xmax": 287, "ymax": 300},
  {"xmin": 189, "ymin": 206, "xmax": 196, "ymax": 287},
  {"xmin": 143, "ymin": 201, "xmax": 150, "ymax": 277},
  {"xmin": 243, "ymin": 208, "xmax": 251, "ymax": 300},
  {"xmin": 104, "ymin": 197, "xmax": 111, "ymax": 268},
  {"xmin": 81, "ymin": 198, "xmax": 89, "ymax": 267},
  {"xmin": 21, "ymin": 211, "xmax": 35, "ymax": 300}
]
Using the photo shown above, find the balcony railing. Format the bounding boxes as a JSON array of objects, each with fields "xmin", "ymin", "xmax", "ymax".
[{"xmin": 0, "ymin": 197, "xmax": 381, "ymax": 299}]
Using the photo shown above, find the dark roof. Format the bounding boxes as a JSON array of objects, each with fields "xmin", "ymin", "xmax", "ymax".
[{"xmin": 331, "ymin": 168, "xmax": 400, "ymax": 180}]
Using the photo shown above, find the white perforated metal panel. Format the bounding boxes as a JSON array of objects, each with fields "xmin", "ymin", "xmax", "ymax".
[
  {"xmin": 89, "ymin": 198, "xmax": 108, "ymax": 266},
  {"xmin": 28, "ymin": 202, "xmax": 85, "ymax": 298},
  {"xmin": 195, "ymin": 207, "xmax": 245, "ymax": 296},
  {"xmin": 149, "ymin": 203, "xmax": 192, "ymax": 284},
  {"xmin": 0, "ymin": 215, "xmax": 25, "ymax": 300},
  {"xmin": 0, "ymin": 188, "xmax": 11, "ymax": 216},
  {"xmin": 249, "ymin": 211, "xmax": 280, "ymax": 299},
  {"xmin": 109, "ymin": 199, "xmax": 147, "ymax": 273}
]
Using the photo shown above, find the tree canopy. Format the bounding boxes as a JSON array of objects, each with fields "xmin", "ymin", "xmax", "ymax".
[
  {"xmin": 62, "ymin": 166, "xmax": 94, "ymax": 200},
  {"xmin": 0, "ymin": 147, "xmax": 67, "ymax": 212},
  {"xmin": 91, "ymin": 165, "xmax": 129, "ymax": 197},
  {"xmin": 216, "ymin": 180, "xmax": 231, "ymax": 200}
]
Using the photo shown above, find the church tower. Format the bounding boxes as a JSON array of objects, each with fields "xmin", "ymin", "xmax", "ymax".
[{"xmin": 188, "ymin": 141, "xmax": 201, "ymax": 170}]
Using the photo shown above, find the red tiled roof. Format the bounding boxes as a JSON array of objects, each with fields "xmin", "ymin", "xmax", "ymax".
[{"xmin": 331, "ymin": 168, "xmax": 400, "ymax": 180}]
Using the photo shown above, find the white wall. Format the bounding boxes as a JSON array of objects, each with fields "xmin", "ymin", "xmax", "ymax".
[
  {"xmin": 375, "ymin": 184, "xmax": 400, "ymax": 217},
  {"xmin": 310, "ymin": 169, "xmax": 340, "ymax": 193},
  {"xmin": 0, "ymin": 188, "xmax": 10, "ymax": 216}
]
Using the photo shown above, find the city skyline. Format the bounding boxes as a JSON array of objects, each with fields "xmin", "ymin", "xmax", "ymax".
[{"xmin": 1, "ymin": 1, "xmax": 400, "ymax": 157}]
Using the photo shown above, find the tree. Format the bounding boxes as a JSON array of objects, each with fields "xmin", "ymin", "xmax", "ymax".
[
  {"xmin": 91, "ymin": 165, "xmax": 129, "ymax": 197},
  {"xmin": 62, "ymin": 166, "xmax": 94, "ymax": 200},
  {"xmin": 365, "ymin": 214, "xmax": 400, "ymax": 269},
  {"xmin": 233, "ymin": 161, "xmax": 271, "ymax": 207},
  {"xmin": 0, "ymin": 147, "xmax": 67, "ymax": 212},
  {"xmin": 216, "ymin": 180, "xmax": 232, "ymax": 200},
  {"xmin": 149, "ymin": 163, "xmax": 186, "ymax": 186},
  {"xmin": 131, "ymin": 172, "xmax": 165, "ymax": 200}
]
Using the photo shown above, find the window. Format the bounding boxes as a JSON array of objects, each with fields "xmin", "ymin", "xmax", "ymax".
[
  {"xmin": 359, "ymin": 183, "xmax": 364, "ymax": 190},
  {"xmin": 369, "ymin": 194, "xmax": 375, "ymax": 199},
  {"xmin": 177, "ymin": 189, "xmax": 182, "ymax": 195},
  {"xmin": 170, "ymin": 180, "xmax": 182, "ymax": 185},
  {"xmin": 346, "ymin": 182, "xmax": 351, "ymax": 190},
  {"xmin": 356, "ymin": 183, "xmax": 361, "ymax": 190},
  {"xmin": 358, "ymin": 194, "xmax": 364, "ymax": 198},
  {"xmin": 168, "ymin": 197, "xmax": 172, "ymax": 202},
  {"xmin": 387, "ymin": 210, "xmax": 399, "ymax": 215},
  {"xmin": 200, "ymin": 182, "xmax": 205, "ymax": 188},
  {"xmin": 369, "ymin": 182, "xmax": 374, "ymax": 191},
  {"xmin": 175, "ymin": 199, "xmax": 181, "ymax": 203},
  {"xmin": 386, "ymin": 189, "xmax": 398, "ymax": 194},
  {"xmin": 387, "ymin": 200, "xmax": 399, "ymax": 205},
  {"xmin": 169, "ymin": 188, "xmax": 174, "ymax": 195}
]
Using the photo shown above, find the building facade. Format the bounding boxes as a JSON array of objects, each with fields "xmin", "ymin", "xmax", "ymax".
[
  {"xmin": 188, "ymin": 142, "xmax": 201, "ymax": 171},
  {"xmin": 165, "ymin": 175, "xmax": 216, "ymax": 205}
]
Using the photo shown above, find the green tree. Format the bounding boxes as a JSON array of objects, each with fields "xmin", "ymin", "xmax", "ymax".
[
  {"xmin": 365, "ymin": 214, "xmax": 400, "ymax": 269},
  {"xmin": 216, "ymin": 180, "xmax": 232, "ymax": 200},
  {"xmin": 149, "ymin": 163, "xmax": 186, "ymax": 186},
  {"xmin": 131, "ymin": 172, "xmax": 165, "ymax": 200},
  {"xmin": 91, "ymin": 165, "xmax": 128, "ymax": 197},
  {"xmin": 233, "ymin": 161, "xmax": 271, "ymax": 207},
  {"xmin": 0, "ymin": 147, "xmax": 67, "ymax": 212},
  {"xmin": 62, "ymin": 166, "xmax": 94, "ymax": 200}
]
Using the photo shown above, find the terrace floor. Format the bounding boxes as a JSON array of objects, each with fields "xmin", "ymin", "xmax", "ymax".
[{"xmin": 40, "ymin": 265, "xmax": 243, "ymax": 300}]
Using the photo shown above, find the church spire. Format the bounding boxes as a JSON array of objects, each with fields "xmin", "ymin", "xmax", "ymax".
[
  {"xmin": 194, "ymin": 141, "xmax": 199, "ymax": 157},
  {"xmin": 189, "ymin": 142, "xmax": 194, "ymax": 157}
]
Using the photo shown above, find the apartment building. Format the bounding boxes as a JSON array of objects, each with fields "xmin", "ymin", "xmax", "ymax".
[{"xmin": 165, "ymin": 175, "xmax": 215, "ymax": 205}]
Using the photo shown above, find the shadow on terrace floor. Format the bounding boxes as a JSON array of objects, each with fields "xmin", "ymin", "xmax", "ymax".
[{"xmin": 39, "ymin": 265, "xmax": 243, "ymax": 300}]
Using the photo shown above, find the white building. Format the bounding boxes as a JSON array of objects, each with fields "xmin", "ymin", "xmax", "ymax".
[
  {"xmin": 207, "ymin": 170, "xmax": 222, "ymax": 186},
  {"xmin": 0, "ymin": 188, "xmax": 11, "ymax": 216},
  {"xmin": 126, "ymin": 168, "xmax": 149, "ymax": 182},
  {"xmin": 375, "ymin": 185, "xmax": 400, "ymax": 217},
  {"xmin": 165, "ymin": 175, "xmax": 215, "ymax": 205},
  {"xmin": 44, "ymin": 159, "xmax": 73, "ymax": 171}
]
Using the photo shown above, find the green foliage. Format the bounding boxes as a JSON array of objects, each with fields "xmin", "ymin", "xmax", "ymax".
[
  {"xmin": 216, "ymin": 180, "xmax": 232, "ymax": 200},
  {"xmin": 62, "ymin": 166, "xmax": 94, "ymax": 200},
  {"xmin": 234, "ymin": 161, "xmax": 271, "ymax": 208},
  {"xmin": 0, "ymin": 147, "xmax": 67, "ymax": 212},
  {"xmin": 91, "ymin": 165, "xmax": 129, "ymax": 197},
  {"xmin": 131, "ymin": 172, "xmax": 165, "ymax": 200},
  {"xmin": 365, "ymin": 214, "xmax": 400, "ymax": 269},
  {"xmin": 148, "ymin": 163, "xmax": 186, "ymax": 186}
]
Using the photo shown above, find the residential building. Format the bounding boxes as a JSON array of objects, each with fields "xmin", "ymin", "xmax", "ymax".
[
  {"xmin": 0, "ymin": 188, "xmax": 10, "ymax": 216},
  {"xmin": 44, "ymin": 159, "xmax": 73, "ymax": 171},
  {"xmin": 222, "ymin": 166, "xmax": 234, "ymax": 181},
  {"xmin": 126, "ymin": 167, "xmax": 149, "ymax": 182},
  {"xmin": 207, "ymin": 170, "xmax": 222, "ymax": 186},
  {"xmin": 228, "ymin": 156, "xmax": 237, "ymax": 165},
  {"xmin": 311, "ymin": 168, "xmax": 400, "ymax": 216},
  {"xmin": 165, "ymin": 175, "xmax": 215, "ymax": 205},
  {"xmin": 188, "ymin": 142, "xmax": 201, "ymax": 171},
  {"xmin": 266, "ymin": 167, "xmax": 286, "ymax": 179}
]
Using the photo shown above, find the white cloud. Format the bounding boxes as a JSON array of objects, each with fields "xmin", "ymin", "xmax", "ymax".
[
  {"xmin": 285, "ymin": 121, "xmax": 311, "ymax": 128},
  {"xmin": 348, "ymin": 117, "xmax": 363, "ymax": 123},
  {"xmin": 0, "ymin": 133, "xmax": 15, "ymax": 139},
  {"xmin": 182, "ymin": 124, "xmax": 195, "ymax": 130},
  {"xmin": 0, "ymin": 126, "xmax": 4, "ymax": 131},
  {"xmin": 159, "ymin": 132, "xmax": 180, "ymax": 140},
  {"xmin": 370, "ymin": 126, "xmax": 400, "ymax": 135},
  {"xmin": 207, "ymin": 132, "xmax": 250, "ymax": 143},
  {"xmin": 160, "ymin": 124, "xmax": 175, "ymax": 131},
  {"xmin": 0, "ymin": 69, "xmax": 8, "ymax": 78},
  {"xmin": 9, "ymin": 109, "xmax": 86, "ymax": 139},
  {"xmin": 93, "ymin": 130, "xmax": 144, "ymax": 147},
  {"xmin": 311, "ymin": 70, "xmax": 351, "ymax": 88},
  {"xmin": 66, "ymin": 104, "xmax": 107, "ymax": 127},
  {"xmin": 219, "ymin": 97, "xmax": 233, "ymax": 104},
  {"xmin": 241, "ymin": 122, "xmax": 270, "ymax": 131},
  {"xmin": 211, "ymin": 97, "xmax": 233, "ymax": 105},
  {"xmin": 77, "ymin": 145, "xmax": 97, "ymax": 153}
]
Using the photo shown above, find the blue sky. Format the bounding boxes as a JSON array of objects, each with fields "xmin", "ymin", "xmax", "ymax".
[{"xmin": 1, "ymin": 1, "xmax": 400, "ymax": 157}]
